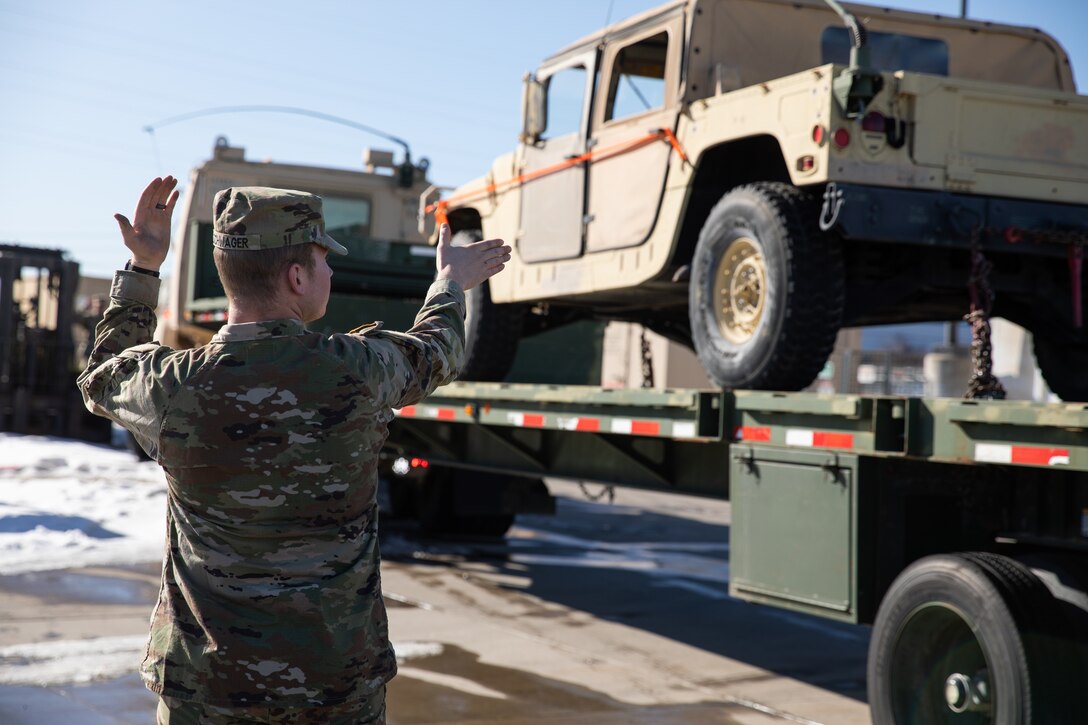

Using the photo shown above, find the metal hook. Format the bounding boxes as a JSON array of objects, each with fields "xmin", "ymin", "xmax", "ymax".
[{"xmin": 819, "ymin": 183, "xmax": 845, "ymax": 231}]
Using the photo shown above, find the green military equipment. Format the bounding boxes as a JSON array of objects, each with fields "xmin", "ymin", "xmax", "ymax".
[{"xmin": 385, "ymin": 380, "xmax": 1088, "ymax": 721}]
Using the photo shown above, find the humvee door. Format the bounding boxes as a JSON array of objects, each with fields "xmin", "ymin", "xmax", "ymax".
[
  {"xmin": 518, "ymin": 49, "xmax": 597, "ymax": 264},
  {"xmin": 586, "ymin": 13, "xmax": 683, "ymax": 253}
]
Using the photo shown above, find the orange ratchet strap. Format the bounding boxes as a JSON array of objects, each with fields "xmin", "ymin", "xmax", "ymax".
[{"xmin": 427, "ymin": 128, "xmax": 688, "ymax": 221}]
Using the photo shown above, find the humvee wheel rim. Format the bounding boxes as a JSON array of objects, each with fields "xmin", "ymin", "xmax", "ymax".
[{"xmin": 714, "ymin": 237, "xmax": 766, "ymax": 345}]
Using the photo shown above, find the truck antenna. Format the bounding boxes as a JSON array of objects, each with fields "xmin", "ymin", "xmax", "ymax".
[{"xmin": 144, "ymin": 106, "xmax": 417, "ymax": 185}]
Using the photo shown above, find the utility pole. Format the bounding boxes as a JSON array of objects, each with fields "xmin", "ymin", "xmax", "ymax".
[{"xmin": 961, "ymin": 0, "xmax": 967, "ymax": 18}]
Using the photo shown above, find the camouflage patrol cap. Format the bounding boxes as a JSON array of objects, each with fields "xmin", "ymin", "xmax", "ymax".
[{"xmin": 212, "ymin": 187, "xmax": 349, "ymax": 255}]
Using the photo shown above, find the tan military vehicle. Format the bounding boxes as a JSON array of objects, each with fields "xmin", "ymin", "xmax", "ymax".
[
  {"xmin": 161, "ymin": 138, "xmax": 438, "ymax": 350},
  {"xmin": 433, "ymin": 0, "xmax": 1088, "ymax": 399}
]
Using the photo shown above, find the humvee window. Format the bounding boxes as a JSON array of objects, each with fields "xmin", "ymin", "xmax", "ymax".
[
  {"xmin": 820, "ymin": 28, "xmax": 949, "ymax": 76},
  {"xmin": 543, "ymin": 65, "xmax": 587, "ymax": 140},
  {"xmin": 605, "ymin": 31, "xmax": 668, "ymax": 122}
]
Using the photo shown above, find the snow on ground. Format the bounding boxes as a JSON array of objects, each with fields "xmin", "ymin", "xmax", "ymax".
[
  {"xmin": 0, "ymin": 636, "xmax": 148, "ymax": 686},
  {"xmin": 0, "ymin": 636, "xmax": 447, "ymax": 687},
  {"xmin": 0, "ymin": 434, "xmax": 167, "ymax": 575}
]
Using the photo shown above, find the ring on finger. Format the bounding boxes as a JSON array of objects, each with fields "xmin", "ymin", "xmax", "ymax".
[{"xmin": 155, "ymin": 203, "xmax": 167, "ymax": 210}]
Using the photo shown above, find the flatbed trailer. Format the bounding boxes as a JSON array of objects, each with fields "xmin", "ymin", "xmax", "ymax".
[{"xmin": 385, "ymin": 382, "xmax": 1088, "ymax": 723}]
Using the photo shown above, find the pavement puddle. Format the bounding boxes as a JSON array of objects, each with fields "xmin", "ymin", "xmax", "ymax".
[
  {"xmin": 0, "ymin": 567, "xmax": 157, "ymax": 606},
  {"xmin": 387, "ymin": 643, "xmax": 791, "ymax": 724}
]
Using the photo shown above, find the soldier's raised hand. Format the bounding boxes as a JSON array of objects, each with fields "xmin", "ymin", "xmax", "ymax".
[
  {"xmin": 114, "ymin": 176, "xmax": 179, "ymax": 272},
  {"xmin": 435, "ymin": 223, "xmax": 511, "ymax": 290}
]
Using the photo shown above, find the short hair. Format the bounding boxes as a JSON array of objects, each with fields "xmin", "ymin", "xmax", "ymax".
[{"xmin": 213, "ymin": 243, "xmax": 316, "ymax": 301}]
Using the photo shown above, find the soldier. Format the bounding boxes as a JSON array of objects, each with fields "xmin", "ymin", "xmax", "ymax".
[{"xmin": 78, "ymin": 176, "xmax": 511, "ymax": 724}]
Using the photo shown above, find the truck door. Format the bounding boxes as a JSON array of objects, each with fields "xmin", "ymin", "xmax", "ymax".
[
  {"xmin": 517, "ymin": 50, "xmax": 596, "ymax": 263},
  {"xmin": 586, "ymin": 17, "xmax": 682, "ymax": 253}
]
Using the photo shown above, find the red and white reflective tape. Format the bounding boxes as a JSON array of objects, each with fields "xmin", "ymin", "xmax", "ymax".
[
  {"xmin": 394, "ymin": 405, "xmax": 457, "ymax": 421},
  {"xmin": 556, "ymin": 416, "xmax": 601, "ymax": 432},
  {"xmin": 785, "ymin": 429, "xmax": 855, "ymax": 449},
  {"xmin": 975, "ymin": 443, "xmax": 1069, "ymax": 466},
  {"xmin": 400, "ymin": 404, "xmax": 701, "ymax": 439},
  {"xmin": 499, "ymin": 411, "xmax": 696, "ymax": 438},
  {"xmin": 507, "ymin": 412, "xmax": 546, "ymax": 428},
  {"xmin": 672, "ymin": 422, "xmax": 697, "ymax": 438},
  {"xmin": 611, "ymin": 418, "xmax": 661, "ymax": 436},
  {"xmin": 734, "ymin": 425, "xmax": 772, "ymax": 442}
]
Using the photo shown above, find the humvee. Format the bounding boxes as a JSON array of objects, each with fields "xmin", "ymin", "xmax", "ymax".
[{"xmin": 433, "ymin": 0, "xmax": 1088, "ymax": 399}]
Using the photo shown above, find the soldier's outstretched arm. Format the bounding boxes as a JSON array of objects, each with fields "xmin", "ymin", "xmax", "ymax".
[
  {"xmin": 78, "ymin": 177, "xmax": 185, "ymax": 457},
  {"xmin": 332, "ymin": 224, "xmax": 511, "ymax": 410}
]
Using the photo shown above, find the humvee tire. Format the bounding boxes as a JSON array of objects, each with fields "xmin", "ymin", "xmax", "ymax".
[
  {"xmin": 1032, "ymin": 336, "xmax": 1088, "ymax": 402},
  {"xmin": 453, "ymin": 230, "xmax": 525, "ymax": 382},
  {"xmin": 689, "ymin": 182, "xmax": 844, "ymax": 391}
]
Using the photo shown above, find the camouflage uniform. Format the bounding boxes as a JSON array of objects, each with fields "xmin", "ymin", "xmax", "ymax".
[{"xmin": 77, "ymin": 188, "xmax": 466, "ymax": 720}]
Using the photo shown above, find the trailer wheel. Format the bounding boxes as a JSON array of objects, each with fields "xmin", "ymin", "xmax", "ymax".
[
  {"xmin": 868, "ymin": 553, "xmax": 1073, "ymax": 724},
  {"xmin": 1032, "ymin": 337, "xmax": 1088, "ymax": 402},
  {"xmin": 453, "ymin": 230, "xmax": 525, "ymax": 382},
  {"xmin": 689, "ymin": 183, "xmax": 843, "ymax": 391}
]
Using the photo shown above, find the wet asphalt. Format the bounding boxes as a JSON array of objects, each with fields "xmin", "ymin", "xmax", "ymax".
[{"xmin": 0, "ymin": 481, "xmax": 872, "ymax": 724}]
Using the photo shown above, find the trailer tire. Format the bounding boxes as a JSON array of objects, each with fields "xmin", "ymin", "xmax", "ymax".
[
  {"xmin": 868, "ymin": 552, "xmax": 1073, "ymax": 724},
  {"xmin": 453, "ymin": 230, "xmax": 525, "ymax": 382},
  {"xmin": 1032, "ymin": 337, "xmax": 1088, "ymax": 402},
  {"xmin": 689, "ymin": 183, "xmax": 843, "ymax": 391}
]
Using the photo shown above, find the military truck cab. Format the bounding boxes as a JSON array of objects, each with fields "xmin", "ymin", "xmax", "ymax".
[
  {"xmin": 440, "ymin": 0, "xmax": 1088, "ymax": 399},
  {"xmin": 161, "ymin": 138, "xmax": 438, "ymax": 350}
]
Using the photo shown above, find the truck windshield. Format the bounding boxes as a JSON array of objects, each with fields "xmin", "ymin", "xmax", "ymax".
[
  {"xmin": 189, "ymin": 194, "xmax": 435, "ymax": 306},
  {"xmin": 821, "ymin": 28, "xmax": 949, "ymax": 76}
]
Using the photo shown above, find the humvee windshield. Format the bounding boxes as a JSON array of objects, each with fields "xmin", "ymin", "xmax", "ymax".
[
  {"xmin": 820, "ymin": 28, "xmax": 949, "ymax": 76},
  {"xmin": 543, "ymin": 65, "xmax": 587, "ymax": 139}
]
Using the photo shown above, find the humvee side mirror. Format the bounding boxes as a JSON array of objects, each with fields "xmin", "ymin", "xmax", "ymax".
[{"xmin": 520, "ymin": 73, "xmax": 545, "ymax": 143}]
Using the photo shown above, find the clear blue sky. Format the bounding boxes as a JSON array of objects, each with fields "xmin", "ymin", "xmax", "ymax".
[{"xmin": 1, "ymin": 0, "xmax": 1085, "ymax": 277}]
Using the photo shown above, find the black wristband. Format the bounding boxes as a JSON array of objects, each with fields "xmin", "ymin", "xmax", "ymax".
[{"xmin": 124, "ymin": 261, "xmax": 161, "ymax": 278}]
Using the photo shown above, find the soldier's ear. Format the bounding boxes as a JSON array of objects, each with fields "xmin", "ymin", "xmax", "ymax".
[{"xmin": 286, "ymin": 262, "xmax": 306, "ymax": 295}]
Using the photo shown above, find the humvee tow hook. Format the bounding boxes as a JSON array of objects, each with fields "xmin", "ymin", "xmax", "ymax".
[{"xmin": 819, "ymin": 183, "xmax": 845, "ymax": 231}]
